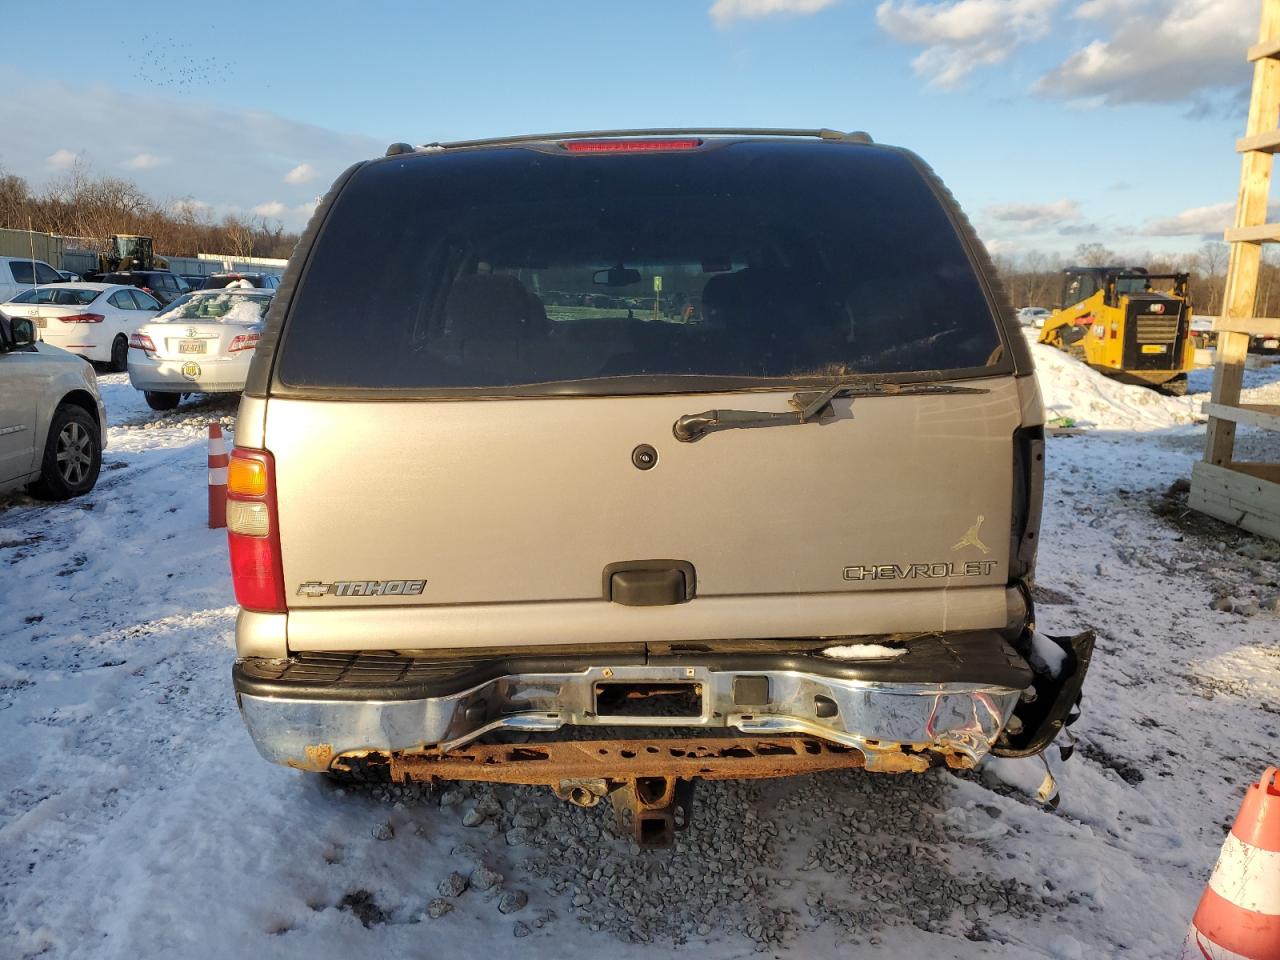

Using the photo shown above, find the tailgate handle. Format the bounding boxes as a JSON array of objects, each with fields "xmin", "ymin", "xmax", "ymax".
[{"xmin": 604, "ymin": 560, "xmax": 696, "ymax": 606}]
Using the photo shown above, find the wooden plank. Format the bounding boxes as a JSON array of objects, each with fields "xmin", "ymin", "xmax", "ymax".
[
  {"xmin": 1205, "ymin": 331, "xmax": 1251, "ymax": 464},
  {"xmin": 1190, "ymin": 461, "xmax": 1280, "ymax": 540},
  {"xmin": 1224, "ymin": 223, "xmax": 1280, "ymax": 242},
  {"xmin": 1248, "ymin": 36, "xmax": 1280, "ymax": 61},
  {"xmin": 1210, "ymin": 313, "xmax": 1280, "ymax": 334},
  {"xmin": 1189, "ymin": 486, "xmax": 1280, "ymax": 540},
  {"xmin": 1230, "ymin": 461, "xmax": 1280, "ymax": 482},
  {"xmin": 1237, "ymin": 129, "xmax": 1280, "ymax": 153},
  {"xmin": 1192, "ymin": 460, "xmax": 1280, "ymax": 511},
  {"xmin": 1201, "ymin": 402, "xmax": 1280, "ymax": 430}
]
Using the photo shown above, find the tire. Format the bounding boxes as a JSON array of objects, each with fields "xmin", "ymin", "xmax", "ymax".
[
  {"xmin": 28, "ymin": 404, "xmax": 102, "ymax": 501},
  {"xmin": 144, "ymin": 390, "xmax": 181, "ymax": 411},
  {"xmin": 109, "ymin": 335, "xmax": 128, "ymax": 373}
]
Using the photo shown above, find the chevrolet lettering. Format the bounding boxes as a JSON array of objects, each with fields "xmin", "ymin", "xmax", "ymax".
[{"xmin": 842, "ymin": 560, "xmax": 999, "ymax": 581}]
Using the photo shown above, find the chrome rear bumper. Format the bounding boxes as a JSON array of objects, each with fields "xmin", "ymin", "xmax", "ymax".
[{"xmin": 234, "ymin": 639, "xmax": 1040, "ymax": 774}]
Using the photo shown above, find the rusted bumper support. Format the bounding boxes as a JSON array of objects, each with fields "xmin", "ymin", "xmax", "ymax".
[{"xmin": 382, "ymin": 735, "xmax": 872, "ymax": 848}]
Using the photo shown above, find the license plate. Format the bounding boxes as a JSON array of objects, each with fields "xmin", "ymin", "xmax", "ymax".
[
  {"xmin": 1141, "ymin": 344, "xmax": 1167, "ymax": 354},
  {"xmin": 179, "ymin": 340, "xmax": 206, "ymax": 354}
]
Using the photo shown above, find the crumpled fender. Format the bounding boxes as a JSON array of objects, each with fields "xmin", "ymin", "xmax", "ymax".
[{"xmin": 991, "ymin": 629, "xmax": 1095, "ymax": 759}]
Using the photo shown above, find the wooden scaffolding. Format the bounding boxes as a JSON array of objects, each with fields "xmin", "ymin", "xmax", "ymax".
[{"xmin": 1189, "ymin": 0, "xmax": 1280, "ymax": 540}]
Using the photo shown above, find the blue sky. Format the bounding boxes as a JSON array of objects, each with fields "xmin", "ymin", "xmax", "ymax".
[{"xmin": 0, "ymin": 0, "xmax": 1259, "ymax": 258}]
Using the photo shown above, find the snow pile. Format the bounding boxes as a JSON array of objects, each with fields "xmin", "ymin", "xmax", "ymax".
[
  {"xmin": 1027, "ymin": 336, "xmax": 1200, "ymax": 431},
  {"xmin": 821, "ymin": 643, "xmax": 906, "ymax": 660},
  {"xmin": 1027, "ymin": 631, "xmax": 1068, "ymax": 679}
]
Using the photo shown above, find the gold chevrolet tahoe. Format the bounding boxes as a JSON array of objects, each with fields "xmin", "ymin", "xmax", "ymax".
[{"xmin": 227, "ymin": 129, "xmax": 1092, "ymax": 847}]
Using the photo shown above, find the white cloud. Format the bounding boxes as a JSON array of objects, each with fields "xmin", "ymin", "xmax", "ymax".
[
  {"xmin": 709, "ymin": 0, "xmax": 837, "ymax": 26},
  {"xmin": 1144, "ymin": 201, "xmax": 1235, "ymax": 236},
  {"xmin": 125, "ymin": 152, "xmax": 167, "ymax": 170},
  {"xmin": 984, "ymin": 199, "xmax": 1081, "ymax": 230},
  {"xmin": 983, "ymin": 237, "xmax": 1023, "ymax": 256},
  {"xmin": 252, "ymin": 200, "xmax": 287, "ymax": 218},
  {"xmin": 1037, "ymin": 0, "xmax": 1253, "ymax": 105},
  {"xmin": 46, "ymin": 148, "xmax": 80, "ymax": 170},
  {"xmin": 875, "ymin": 0, "xmax": 1059, "ymax": 87},
  {"xmin": 0, "ymin": 69, "xmax": 383, "ymax": 230},
  {"xmin": 1072, "ymin": 0, "xmax": 1151, "ymax": 19},
  {"xmin": 170, "ymin": 198, "xmax": 211, "ymax": 217},
  {"xmin": 284, "ymin": 162, "xmax": 315, "ymax": 185}
]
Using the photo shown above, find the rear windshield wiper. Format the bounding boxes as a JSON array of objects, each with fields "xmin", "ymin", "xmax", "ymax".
[{"xmin": 672, "ymin": 381, "xmax": 989, "ymax": 442}]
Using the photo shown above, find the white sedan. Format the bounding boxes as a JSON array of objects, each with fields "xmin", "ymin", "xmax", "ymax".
[
  {"xmin": 2, "ymin": 283, "xmax": 162, "ymax": 371},
  {"xmin": 1016, "ymin": 307, "xmax": 1051, "ymax": 328},
  {"xmin": 127, "ymin": 285, "xmax": 272, "ymax": 410}
]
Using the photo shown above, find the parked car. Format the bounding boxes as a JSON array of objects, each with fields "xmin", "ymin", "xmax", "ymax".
[
  {"xmin": 1250, "ymin": 327, "xmax": 1279, "ymax": 354},
  {"xmin": 0, "ymin": 309, "xmax": 105, "ymax": 500},
  {"xmin": 97, "ymin": 270, "xmax": 190, "ymax": 305},
  {"xmin": 56, "ymin": 270, "xmax": 82, "ymax": 282},
  {"xmin": 1016, "ymin": 306, "xmax": 1051, "ymax": 328},
  {"xmin": 127, "ymin": 285, "xmax": 272, "ymax": 410},
  {"xmin": 200, "ymin": 272, "xmax": 281, "ymax": 290},
  {"xmin": 225, "ymin": 129, "xmax": 1093, "ymax": 847},
  {"xmin": 2, "ymin": 283, "xmax": 161, "ymax": 371},
  {"xmin": 0, "ymin": 256, "xmax": 64, "ymax": 304},
  {"xmin": 1190, "ymin": 315, "xmax": 1217, "ymax": 351},
  {"xmin": 179, "ymin": 274, "xmax": 209, "ymax": 290}
]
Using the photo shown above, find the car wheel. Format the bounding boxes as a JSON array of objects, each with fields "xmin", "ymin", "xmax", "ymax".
[
  {"xmin": 28, "ymin": 404, "xmax": 102, "ymax": 501},
  {"xmin": 144, "ymin": 391, "xmax": 181, "ymax": 411},
  {"xmin": 109, "ymin": 335, "xmax": 128, "ymax": 373}
]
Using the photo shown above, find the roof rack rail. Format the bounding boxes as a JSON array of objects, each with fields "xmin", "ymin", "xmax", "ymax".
[{"xmin": 395, "ymin": 128, "xmax": 872, "ymax": 154}]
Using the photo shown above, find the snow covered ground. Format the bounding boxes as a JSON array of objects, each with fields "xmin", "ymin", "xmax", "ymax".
[{"xmin": 1, "ymin": 347, "xmax": 1278, "ymax": 959}]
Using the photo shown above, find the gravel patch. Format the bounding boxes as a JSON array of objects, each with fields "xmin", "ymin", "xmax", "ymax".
[{"xmin": 352, "ymin": 764, "xmax": 1068, "ymax": 949}]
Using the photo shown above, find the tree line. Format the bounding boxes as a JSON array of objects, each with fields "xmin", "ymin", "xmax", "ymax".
[
  {"xmin": 0, "ymin": 162, "xmax": 300, "ymax": 260},
  {"xmin": 989, "ymin": 241, "xmax": 1277, "ymax": 319}
]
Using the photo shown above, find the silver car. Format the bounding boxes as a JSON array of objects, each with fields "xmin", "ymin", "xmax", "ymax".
[
  {"xmin": 127, "ymin": 285, "xmax": 272, "ymax": 411},
  {"xmin": 0, "ymin": 312, "xmax": 106, "ymax": 500}
]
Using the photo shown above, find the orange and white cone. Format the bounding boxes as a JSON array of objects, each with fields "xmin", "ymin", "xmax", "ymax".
[
  {"xmin": 208, "ymin": 423, "xmax": 228, "ymax": 529},
  {"xmin": 1181, "ymin": 766, "xmax": 1280, "ymax": 959}
]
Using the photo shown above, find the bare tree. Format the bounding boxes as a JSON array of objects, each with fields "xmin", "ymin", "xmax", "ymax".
[
  {"xmin": 1194, "ymin": 241, "xmax": 1229, "ymax": 315},
  {"xmin": 1074, "ymin": 243, "xmax": 1117, "ymax": 267},
  {"xmin": 0, "ymin": 162, "xmax": 300, "ymax": 260}
]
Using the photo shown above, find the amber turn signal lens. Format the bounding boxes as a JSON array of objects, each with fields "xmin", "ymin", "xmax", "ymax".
[{"xmin": 228, "ymin": 456, "xmax": 268, "ymax": 497}]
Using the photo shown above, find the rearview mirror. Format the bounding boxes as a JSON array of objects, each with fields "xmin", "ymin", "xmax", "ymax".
[
  {"xmin": 10, "ymin": 317, "xmax": 35, "ymax": 348},
  {"xmin": 593, "ymin": 265, "xmax": 642, "ymax": 287}
]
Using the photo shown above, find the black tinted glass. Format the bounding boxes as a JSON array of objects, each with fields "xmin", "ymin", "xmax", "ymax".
[{"xmin": 277, "ymin": 142, "xmax": 1002, "ymax": 393}]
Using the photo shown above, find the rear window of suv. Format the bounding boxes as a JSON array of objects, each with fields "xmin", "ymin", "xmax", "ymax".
[{"xmin": 276, "ymin": 141, "xmax": 1006, "ymax": 395}]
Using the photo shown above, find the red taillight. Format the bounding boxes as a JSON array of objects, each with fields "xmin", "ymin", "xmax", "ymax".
[
  {"xmin": 228, "ymin": 333, "xmax": 261, "ymax": 353},
  {"xmin": 226, "ymin": 447, "xmax": 285, "ymax": 613},
  {"xmin": 60, "ymin": 313, "xmax": 105, "ymax": 324},
  {"xmin": 129, "ymin": 333, "xmax": 156, "ymax": 351},
  {"xmin": 562, "ymin": 138, "xmax": 702, "ymax": 154}
]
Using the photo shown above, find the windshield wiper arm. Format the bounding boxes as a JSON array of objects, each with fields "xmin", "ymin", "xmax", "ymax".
[{"xmin": 672, "ymin": 381, "xmax": 989, "ymax": 442}]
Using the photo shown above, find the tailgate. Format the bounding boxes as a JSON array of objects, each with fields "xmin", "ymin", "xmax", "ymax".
[{"xmin": 268, "ymin": 376, "xmax": 1022, "ymax": 649}]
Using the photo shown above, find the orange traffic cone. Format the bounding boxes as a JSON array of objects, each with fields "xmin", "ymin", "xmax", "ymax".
[
  {"xmin": 208, "ymin": 424, "xmax": 228, "ymax": 529},
  {"xmin": 1181, "ymin": 767, "xmax": 1280, "ymax": 959}
]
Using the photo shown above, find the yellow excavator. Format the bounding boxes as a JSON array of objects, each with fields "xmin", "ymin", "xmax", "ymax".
[{"xmin": 1038, "ymin": 266, "xmax": 1194, "ymax": 395}]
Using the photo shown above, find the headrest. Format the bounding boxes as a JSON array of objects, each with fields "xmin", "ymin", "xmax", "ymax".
[{"xmin": 444, "ymin": 274, "xmax": 536, "ymax": 341}]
